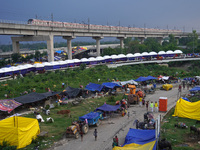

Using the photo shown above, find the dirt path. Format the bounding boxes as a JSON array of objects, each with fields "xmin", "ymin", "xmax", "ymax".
[{"xmin": 53, "ymin": 85, "xmax": 188, "ymax": 150}]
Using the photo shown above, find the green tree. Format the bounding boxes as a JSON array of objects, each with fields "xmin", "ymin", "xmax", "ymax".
[
  {"xmin": 11, "ymin": 53, "xmax": 21, "ymax": 63},
  {"xmin": 143, "ymin": 38, "xmax": 161, "ymax": 52},
  {"xmin": 187, "ymin": 30, "xmax": 198, "ymax": 53}
]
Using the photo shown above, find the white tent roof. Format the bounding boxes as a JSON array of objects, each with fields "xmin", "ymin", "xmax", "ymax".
[
  {"xmin": 0, "ymin": 68, "xmax": 12, "ymax": 73},
  {"xmin": 73, "ymin": 59, "xmax": 81, "ymax": 63},
  {"xmin": 174, "ymin": 50, "xmax": 183, "ymax": 54},
  {"xmin": 126, "ymin": 53, "xmax": 134, "ymax": 57},
  {"xmin": 103, "ymin": 55, "xmax": 112, "ymax": 59},
  {"xmin": 34, "ymin": 63, "xmax": 44, "ymax": 68},
  {"xmin": 88, "ymin": 57, "xmax": 96, "ymax": 61},
  {"xmin": 23, "ymin": 64, "xmax": 34, "ymax": 68},
  {"xmin": 134, "ymin": 53, "xmax": 142, "ymax": 57},
  {"xmin": 65, "ymin": 60, "xmax": 75, "ymax": 63},
  {"xmin": 158, "ymin": 51, "xmax": 166, "ymax": 55},
  {"xmin": 141, "ymin": 52, "xmax": 149, "ymax": 56},
  {"xmin": 149, "ymin": 51, "xmax": 157, "ymax": 55},
  {"xmin": 96, "ymin": 56, "xmax": 104, "ymax": 61},
  {"xmin": 57, "ymin": 61, "xmax": 66, "ymax": 65},
  {"xmin": 166, "ymin": 50, "xmax": 174, "ymax": 54},
  {"xmin": 80, "ymin": 58, "xmax": 89, "ymax": 62},
  {"xmin": 16, "ymin": 65, "xmax": 27, "ymax": 70},
  {"xmin": 9, "ymin": 66, "xmax": 20, "ymax": 71},
  {"xmin": 118, "ymin": 54, "xmax": 126, "ymax": 58},
  {"xmin": 111, "ymin": 55, "xmax": 119, "ymax": 59}
]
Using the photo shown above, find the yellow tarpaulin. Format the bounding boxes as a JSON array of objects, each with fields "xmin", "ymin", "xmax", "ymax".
[
  {"xmin": 0, "ymin": 116, "xmax": 40, "ymax": 149},
  {"xmin": 162, "ymin": 84, "xmax": 173, "ymax": 91},
  {"xmin": 173, "ymin": 98, "xmax": 200, "ymax": 120},
  {"xmin": 113, "ymin": 141, "xmax": 156, "ymax": 150}
]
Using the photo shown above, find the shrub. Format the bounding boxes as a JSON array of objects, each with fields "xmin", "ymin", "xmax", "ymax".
[
  {"xmin": 0, "ymin": 140, "xmax": 17, "ymax": 150},
  {"xmin": 108, "ymin": 96, "xmax": 115, "ymax": 102}
]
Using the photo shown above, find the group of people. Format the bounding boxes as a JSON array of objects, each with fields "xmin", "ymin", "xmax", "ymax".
[{"xmin": 145, "ymin": 101, "xmax": 158, "ymax": 113}]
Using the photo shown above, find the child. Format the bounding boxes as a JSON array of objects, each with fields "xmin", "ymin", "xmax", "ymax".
[{"xmin": 139, "ymin": 97, "xmax": 142, "ymax": 107}]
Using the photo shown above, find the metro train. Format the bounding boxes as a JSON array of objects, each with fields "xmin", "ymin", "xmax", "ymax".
[{"xmin": 27, "ymin": 19, "xmax": 181, "ymax": 33}]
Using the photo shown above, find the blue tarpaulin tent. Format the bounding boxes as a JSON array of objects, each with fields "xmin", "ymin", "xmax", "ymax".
[
  {"xmin": 135, "ymin": 76, "xmax": 157, "ymax": 82},
  {"xmin": 189, "ymin": 86, "xmax": 200, "ymax": 92},
  {"xmin": 95, "ymin": 104, "xmax": 121, "ymax": 112},
  {"xmin": 147, "ymin": 76, "xmax": 157, "ymax": 80},
  {"xmin": 123, "ymin": 128, "xmax": 156, "ymax": 150},
  {"xmin": 85, "ymin": 83, "xmax": 104, "ymax": 92},
  {"xmin": 102, "ymin": 82, "xmax": 121, "ymax": 89},
  {"xmin": 79, "ymin": 112, "xmax": 100, "ymax": 120},
  {"xmin": 134, "ymin": 76, "xmax": 148, "ymax": 82}
]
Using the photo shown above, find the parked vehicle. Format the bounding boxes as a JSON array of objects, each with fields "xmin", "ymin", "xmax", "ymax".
[
  {"xmin": 66, "ymin": 121, "xmax": 89, "ymax": 139},
  {"xmin": 79, "ymin": 112, "xmax": 103, "ymax": 127}
]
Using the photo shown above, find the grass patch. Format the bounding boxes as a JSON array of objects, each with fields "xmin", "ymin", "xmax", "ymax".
[
  {"xmin": 161, "ymin": 107, "xmax": 200, "ymax": 150},
  {"xmin": 21, "ymin": 94, "xmax": 123, "ymax": 150}
]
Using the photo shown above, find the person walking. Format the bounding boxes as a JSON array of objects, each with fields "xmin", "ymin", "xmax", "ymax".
[
  {"xmin": 127, "ymin": 112, "xmax": 130, "ymax": 119},
  {"xmin": 150, "ymin": 101, "xmax": 154, "ymax": 113},
  {"xmin": 94, "ymin": 129, "xmax": 97, "ymax": 141},
  {"xmin": 187, "ymin": 83, "xmax": 190, "ymax": 90},
  {"xmin": 146, "ymin": 101, "xmax": 149, "ymax": 111},
  {"xmin": 139, "ymin": 97, "xmax": 142, "ymax": 107},
  {"xmin": 155, "ymin": 101, "xmax": 158, "ymax": 113}
]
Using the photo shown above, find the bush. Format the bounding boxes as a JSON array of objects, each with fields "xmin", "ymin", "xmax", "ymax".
[{"xmin": 0, "ymin": 141, "xmax": 17, "ymax": 150}]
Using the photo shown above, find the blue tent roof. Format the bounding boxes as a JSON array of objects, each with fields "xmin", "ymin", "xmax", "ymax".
[
  {"xmin": 123, "ymin": 128, "xmax": 156, "ymax": 150},
  {"xmin": 102, "ymin": 82, "xmax": 121, "ymax": 89},
  {"xmin": 182, "ymin": 97, "xmax": 190, "ymax": 102},
  {"xmin": 85, "ymin": 83, "xmax": 104, "ymax": 92},
  {"xmin": 95, "ymin": 104, "xmax": 121, "ymax": 112},
  {"xmin": 79, "ymin": 112, "xmax": 99, "ymax": 120},
  {"xmin": 134, "ymin": 76, "xmax": 148, "ymax": 82},
  {"xmin": 189, "ymin": 86, "xmax": 200, "ymax": 92},
  {"xmin": 147, "ymin": 76, "xmax": 157, "ymax": 80},
  {"xmin": 135, "ymin": 76, "xmax": 157, "ymax": 82}
]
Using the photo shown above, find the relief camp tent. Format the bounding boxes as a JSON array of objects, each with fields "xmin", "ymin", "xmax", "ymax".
[
  {"xmin": 173, "ymin": 98, "xmax": 200, "ymax": 120},
  {"xmin": 0, "ymin": 116, "xmax": 40, "ymax": 149},
  {"xmin": 113, "ymin": 128, "xmax": 156, "ymax": 150}
]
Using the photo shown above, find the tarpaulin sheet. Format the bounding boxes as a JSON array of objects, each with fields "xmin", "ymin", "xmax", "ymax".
[
  {"xmin": 123, "ymin": 128, "xmax": 156, "ymax": 145},
  {"xmin": 79, "ymin": 112, "xmax": 99, "ymax": 120},
  {"xmin": 102, "ymin": 82, "xmax": 121, "ymax": 89},
  {"xmin": 0, "ymin": 99, "xmax": 22, "ymax": 113},
  {"xmin": 60, "ymin": 86, "xmax": 82, "ymax": 98},
  {"xmin": 41, "ymin": 91, "xmax": 60, "ymax": 97},
  {"xmin": 134, "ymin": 77, "xmax": 148, "ymax": 82},
  {"xmin": 0, "ymin": 116, "xmax": 40, "ymax": 149},
  {"xmin": 14, "ymin": 92, "xmax": 47, "ymax": 104},
  {"xmin": 95, "ymin": 104, "xmax": 121, "ymax": 112},
  {"xmin": 173, "ymin": 98, "xmax": 200, "ymax": 120},
  {"xmin": 113, "ymin": 141, "xmax": 156, "ymax": 150},
  {"xmin": 85, "ymin": 83, "xmax": 104, "ymax": 92},
  {"xmin": 189, "ymin": 86, "xmax": 200, "ymax": 92},
  {"xmin": 116, "ymin": 80, "xmax": 138, "ymax": 85},
  {"xmin": 147, "ymin": 76, "xmax": 157, "ymax": 80},
  {"xmin": 162, "ymin": 84, "xmax": 173, "ymax": 91}
]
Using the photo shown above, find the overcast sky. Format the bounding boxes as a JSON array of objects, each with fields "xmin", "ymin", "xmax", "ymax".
[{"xmin": 0, "ymin": 0, "xmax": 199, "ymax": 44}]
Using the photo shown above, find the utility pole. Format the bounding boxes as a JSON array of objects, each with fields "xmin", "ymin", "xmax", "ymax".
[
  {"xmin": 88, "ymin": 18, "xmax": 90, "ymax": 30},
  {"xmin": 51, "ymin": 13, "xmax": 53, "ymax": 22}
]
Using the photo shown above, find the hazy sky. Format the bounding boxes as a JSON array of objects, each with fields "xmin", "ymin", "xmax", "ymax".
[{"xmin": 0, "ymin": 0, "xmax": 199, "ymax": 44}]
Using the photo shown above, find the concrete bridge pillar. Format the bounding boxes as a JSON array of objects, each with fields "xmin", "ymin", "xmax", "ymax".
[
  {"xmin": 157, "ymin": 37, "xmax": 163, "ymax": 45},
  {"xmin": 138, "ymin": 37, "xmax": 145, "ymax": 44},
  {"xmin": 93, "ymin": 37, "xmax": 103, "ymax": 56},
  {"xmin": 63, "ymin": 36, "xmax": 76, "ymax": 60},
  {"xmin": 47, "ymin": 35, "xmax": 54, "ymax": 62},
  {"xmin": 117, "ymin": 37, "xmax": 126, "ymax": 49},
  {"xmin": 11, "ymin": 35, "xmax": 54, "ymax": 62},
  {"xmin": 12, "ymin": 40, "xmax": 20, "ymax": 53}
]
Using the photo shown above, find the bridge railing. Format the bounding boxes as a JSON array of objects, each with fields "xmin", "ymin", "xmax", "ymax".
[{"xmin": 0, "ymin": 19, "xmax": 27, "ymax": 25}]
